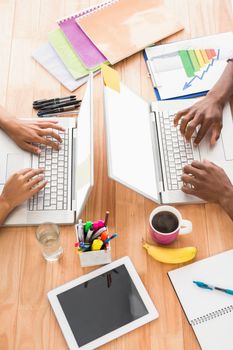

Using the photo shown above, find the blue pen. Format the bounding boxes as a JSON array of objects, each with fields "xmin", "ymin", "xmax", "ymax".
[
  {"xmin": 104, "ymin": 233, "xmax": 118, "ymax": 244},
  {"xmin": 193, "ymin": 281, "xmax": 233, "ymax": 296}
]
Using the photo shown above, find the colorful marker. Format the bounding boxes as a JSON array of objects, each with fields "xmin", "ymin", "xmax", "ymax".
[
  {"xmin": 91, "ymin": 226, "xmax": 107, "ymax": 241},
  {"xmin": 84, "ymin": 221, "xmax": 93, "ymax": 233},
  {"xmin": 92, "ymin": 219, "xmax": 105, "ymax": 231},
  {"xmin": 103, "ymin": 233, "xmax": 118, "ymax": 244},
  {"xmin": 91, "ymin": 239, "xmax": 103, "ymax": 251}
]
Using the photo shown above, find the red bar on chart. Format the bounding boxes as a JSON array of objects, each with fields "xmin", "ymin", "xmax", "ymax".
[{"xmin": 206, "ymin": 49, "xmax": 216, "ymax": 59}]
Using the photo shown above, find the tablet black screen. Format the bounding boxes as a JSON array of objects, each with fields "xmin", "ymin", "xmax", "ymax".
[{"xmin": 57, "ymin": 264, "xmax": 148, "ymax": 347}]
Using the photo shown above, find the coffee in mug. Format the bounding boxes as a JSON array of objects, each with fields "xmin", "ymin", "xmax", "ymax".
[
  {"xmin": 152, "ymin": 211, "xmax": 179, "ymax": 234},
  {"xmin": 149, "ymin": 205, "xmax": 192, "ymax": 245}
]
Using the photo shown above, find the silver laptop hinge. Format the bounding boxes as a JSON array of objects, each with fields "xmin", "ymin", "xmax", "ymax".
[
  {"xmin": 71, "ymin": 128, "xmax": 77, "ymax": 210},
  {"xmin": 149, "ymin": 110, "xmax": 164, "ymax": 202}
]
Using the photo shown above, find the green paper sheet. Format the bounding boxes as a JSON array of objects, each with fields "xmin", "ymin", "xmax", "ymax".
[{"xmin": 48, "ymin": 29, "xmax": 100, "ymax": 80}]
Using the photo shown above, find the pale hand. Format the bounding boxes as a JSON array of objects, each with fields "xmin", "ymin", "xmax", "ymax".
[
  {"xmin": 3, "ymin": 118, "xmax": 65, "ymax": 154},
  {"xmin": 0, "ymin": 168, "xmax": 47, "ymax": 212}
]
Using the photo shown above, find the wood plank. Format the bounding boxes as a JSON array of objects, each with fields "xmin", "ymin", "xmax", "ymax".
[{"xmin": 0, "ymin": 1, "xmax": 233, "ymax": 349}]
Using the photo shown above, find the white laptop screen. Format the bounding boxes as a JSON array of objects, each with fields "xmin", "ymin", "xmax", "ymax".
[
  {"xmin": 104, "ymin": 83, "xmax": 160, "ymax": 202},
  {"xmin": 75, "ymin": 75, "xmax": 93, "ymax": 219}
]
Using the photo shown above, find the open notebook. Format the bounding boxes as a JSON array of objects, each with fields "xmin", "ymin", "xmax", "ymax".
[{"xmin": 168, "ymin": 250, "xmax": 233, "ymax": 350}]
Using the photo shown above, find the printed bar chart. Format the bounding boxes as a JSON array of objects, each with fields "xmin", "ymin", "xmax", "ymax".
[{"xmin": 178, "ymin": 49, "xmax": 217, "ymax": 77}]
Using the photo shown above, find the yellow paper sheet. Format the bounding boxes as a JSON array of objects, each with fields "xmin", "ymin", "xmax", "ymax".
[{"xmin": 102, "ymin": 65, "xmax": 120, "ymax": 92}]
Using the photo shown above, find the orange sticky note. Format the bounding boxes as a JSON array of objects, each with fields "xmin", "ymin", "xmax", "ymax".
[{"xmin": 101, "ymin": 64, "xmax": 120, "ymax": 92}]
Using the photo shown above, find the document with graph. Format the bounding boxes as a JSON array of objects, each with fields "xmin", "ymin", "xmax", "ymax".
[{"xmin": 145, "ymin": 32, "xmax": 233, "ymax": 100}]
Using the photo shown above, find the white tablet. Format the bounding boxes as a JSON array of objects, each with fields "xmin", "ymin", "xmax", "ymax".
[{"xmin": 48, "ymin": 256, "xmax": 158, "ymax": 350}]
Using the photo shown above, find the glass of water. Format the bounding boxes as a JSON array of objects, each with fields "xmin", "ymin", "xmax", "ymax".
[{"xmin": 35, "ymin": 223, "xmax": 63, "ymax": 262}]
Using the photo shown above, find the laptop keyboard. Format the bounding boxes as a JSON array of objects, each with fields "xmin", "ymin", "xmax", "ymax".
[
  {"xmin": 158, "ymin": 111, "xmax": 195, "ymax": 190},
  {"xmin": 29, "ymin": 130, "xmax": 69, "ymax": 211}
]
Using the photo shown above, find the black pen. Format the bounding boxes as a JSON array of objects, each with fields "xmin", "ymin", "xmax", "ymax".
[
  {"xmin": 33, "ymin": 95, "xmax": 76, "ymax": 107},
  {"xmin": 38, "ymin": 111, "xmax": 79, "ymax": 118},
  {"xmin": 37, "ymin": 105, "xmax": 80, "ymax": 117},
  {"xmin": 39, "ymin": 100, "xmax": 81, "ymax": 111}
]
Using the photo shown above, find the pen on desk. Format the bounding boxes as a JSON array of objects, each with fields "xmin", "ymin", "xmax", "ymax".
[
  {"xmin": 33, "ymin": 95, "xmax": 76, "ymax": 107},
  {"xmin": 38, "ymin": 111, "xmax": 79, "ymax": 118},
  {"xmin": 193, "ymin": 281, "xmax": 233, "ymax": 295},
  {"xmin": 39, "ymin": 100, "xmax": 81, "ymax": 111},
  {"xmin": 37, "ymin": 105, "xmax": 80, "ymax": 117},
  {"xmin": 33, "ymin": 98, "xmax": 77, "ymax": 110}
]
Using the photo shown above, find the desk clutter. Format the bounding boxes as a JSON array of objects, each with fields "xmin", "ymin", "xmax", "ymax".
[
  {"xmin": 33, "ymin": 95, "xmax": 81, "ymax": 117},
  {"xmin": 32, "ymin": 0, "xmax": 183, "ymax": 91},
  {"xmin": 74, "ymin": 211, "xmax": 118, "ymax": 267}
]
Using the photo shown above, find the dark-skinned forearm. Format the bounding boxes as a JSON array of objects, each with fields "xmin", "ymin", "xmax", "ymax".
[
  {"xmin": 207, "ymin": 61, "xmax": 233, "ymax": 106},
  {"xmin": 218, "ymin": 186, "xmax": 233, "ymax": 221}
]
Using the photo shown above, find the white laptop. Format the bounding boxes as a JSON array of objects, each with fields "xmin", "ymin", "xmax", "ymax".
[
  {"xmin": 103, "ymin": 79, "xmax": 233, "ymax": 204},
  {"xmin": 0, "ymin": 75, "xmax": 93, "ymax": 226}
]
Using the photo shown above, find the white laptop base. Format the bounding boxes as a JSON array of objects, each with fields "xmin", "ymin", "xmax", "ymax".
[
  {"xmin": 104, "ymin": 82, "xmax": 233, "ymax": 204},
  {"xmin": 0, "ymin": 74, "xmax": 93, "ymax": 226}
]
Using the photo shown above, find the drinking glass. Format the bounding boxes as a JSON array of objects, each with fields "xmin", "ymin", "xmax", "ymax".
[{"xmin": 35, "ymin": 223, "xmax": 63, "ymax": 261}]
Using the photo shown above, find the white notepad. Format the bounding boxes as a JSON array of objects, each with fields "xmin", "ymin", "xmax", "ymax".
[
  {"xmin": 32, "ymin": 43, "xmax": 90, "ymax": 91},
  {"xmin": 168, "ymin": 250, "xmax": 233, "ymax": 350}
]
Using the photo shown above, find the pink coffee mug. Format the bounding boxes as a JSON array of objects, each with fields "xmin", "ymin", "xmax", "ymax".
[{"xmin": 149, "ymin": 205, "xmax": 192, "ymax": 245}]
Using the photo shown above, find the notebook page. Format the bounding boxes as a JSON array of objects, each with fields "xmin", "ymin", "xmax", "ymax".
[
  {"xmin": 168, "ymin": 249, "xmax": 233, "ymax": 322},
  {"xmin": 193, "ymin": 312, "xmax": 233, "ymax": 350}
]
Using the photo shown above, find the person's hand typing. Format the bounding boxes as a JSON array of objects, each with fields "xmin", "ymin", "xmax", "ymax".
[
  {"xmin": 2, "ymin": 118, "xmax": 65, "ymax": 154},
  {"xmin": 181, "ymin": 160, "xmax": 233, "ymax": 203},
  {"xmin": 0, "ymin": 168, "xmax": 47, "ymax": 216},
  {"xmin": 174, "ymin": 95, "xmax": 224, "ymax": 145}
]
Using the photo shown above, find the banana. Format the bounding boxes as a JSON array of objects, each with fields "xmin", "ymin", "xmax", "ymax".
[{"xmin": 143, "ymin": 242, "xmax": 197, "ymax": 264}]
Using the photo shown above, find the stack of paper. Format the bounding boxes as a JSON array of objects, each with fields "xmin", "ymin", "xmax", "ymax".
[
  {"xmin": 144, "ymin": 32, "xmax": 233, "ymax": 100},
  {"xmin": 32, "ymin": 0, "xmax": 183, "ymax": 91}
]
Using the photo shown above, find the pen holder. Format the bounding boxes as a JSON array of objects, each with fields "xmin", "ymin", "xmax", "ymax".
[
  {"xmin": 78, "ymin": 244, "xmax": 112, "ymax": 267},
  {"xmin": 75, "ymin": 224, "xmax": 112, "ymax": 267}
]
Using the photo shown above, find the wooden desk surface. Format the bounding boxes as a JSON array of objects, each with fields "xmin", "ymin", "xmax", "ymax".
[{"xmin": 0, "ymin": 1, "xmax": 233, "ymax": 349}]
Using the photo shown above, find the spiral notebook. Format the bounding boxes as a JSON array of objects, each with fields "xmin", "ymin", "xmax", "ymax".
[
  {"xmin": 57, "ymin": 1, "xmax": 111, "ymax": 68},
  {"xmin": 77, "ymin": 0, "xmax": 184, "ymax": 65},
  {"xmin": 168, "ymin": 249, "xmax": 233, "ymax": 350}
]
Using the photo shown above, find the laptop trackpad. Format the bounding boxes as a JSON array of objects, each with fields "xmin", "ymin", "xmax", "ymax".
[{"xmin": 6, "ymin": 154, "xmax": 26, "ymax": 179}]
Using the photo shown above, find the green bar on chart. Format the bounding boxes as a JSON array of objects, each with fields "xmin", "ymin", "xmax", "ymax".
[
  {"xmin": 178, "ymin": 50, "xmax": 195, "ymax": 77},
  {"xmin": 188, "ymin": 50, "xmax": 200, "ymax": 71}
]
